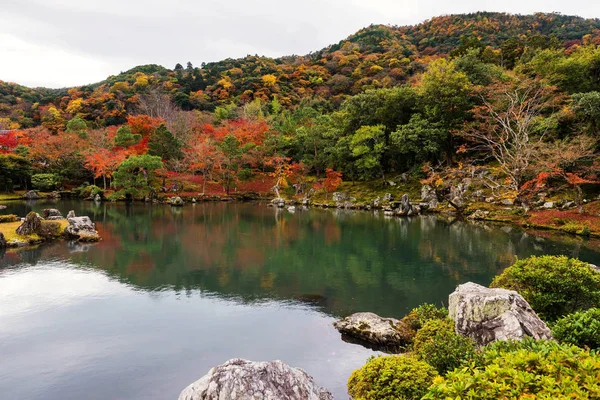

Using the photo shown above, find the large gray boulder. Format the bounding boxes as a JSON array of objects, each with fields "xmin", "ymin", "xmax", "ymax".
[
  {"xmin": 65, "ymin": 216, "xmax": 100, "ymax": 242},
  {"xmin": 333, "ymin": 312, "xmax": 402, "ymax": 347},
  {"xmin": 169, "ymin": 196, "xmax": 184, "ymax": 206},
  {"xmin": 42, "ymin": 208, "xmax": 63, "ymax": 220},
  {"xmin": 332, "ymin": 192, "xmax": 349, "ymax": 202},
  {"xmin": 421, "ymin": 185, "xmax": 438, "ymax": 209},
  {"xmin": 23, "ymin": 190, "xmax": 39, "ymax": 200},
  {"xmin": 449, "ymin": 282, "xmax": 552, "ymax": 346},
  {"xmin": 178, "ymin": 359, "xmax": 333, "ymax": 400},
  {"xmin": 16, "ymin": 212, "xmax": 42, "ymax": 236}
]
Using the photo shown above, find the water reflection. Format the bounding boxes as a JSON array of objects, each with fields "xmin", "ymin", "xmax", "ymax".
[
  {"xmin": 2, "ymin": 201, "xmax": 600, "ymax": 400},
  {"xmin": 2, "ymin": 201, "xmax": 600, "ymax": 318}
]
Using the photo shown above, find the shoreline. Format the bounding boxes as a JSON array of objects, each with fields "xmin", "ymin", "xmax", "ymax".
[{"xmin": 2, "ymin": 190, "xmax": 599, "ymax": 251}]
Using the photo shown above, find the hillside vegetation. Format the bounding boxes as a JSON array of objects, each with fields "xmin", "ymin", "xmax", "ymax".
[{"xmin": 0, "ymin": 11, "xmax": 599, "ymax": 234}]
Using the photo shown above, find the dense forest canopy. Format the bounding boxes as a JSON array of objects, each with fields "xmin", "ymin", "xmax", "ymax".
[{"xmin": 1, "ymin": 11, "xmax": 599, "ymax": 205}]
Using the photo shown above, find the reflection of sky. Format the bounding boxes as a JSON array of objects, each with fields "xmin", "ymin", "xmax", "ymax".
[{"xmin": 0, "ymin": 264, "xmax": 375, "ymax": 400}]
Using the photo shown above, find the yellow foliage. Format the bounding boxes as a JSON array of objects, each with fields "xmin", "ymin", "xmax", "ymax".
[
  {"xmin": 66, "ymin": 98, "xmax": 83, "ymax": 114},
  {"xmin": 218, "ymin": 76, "xmax": 233, "ymax": 89},
  {"xmin": 110, "ymin": 81, "xmax": 130, "ymax": 92},
  {"xmin": 133, "ymin": 74, "xmax": 149, "ymax": 88},
  {"xmin": 261, "ymin": 74, "xmax": 277, "ymax": 87}
]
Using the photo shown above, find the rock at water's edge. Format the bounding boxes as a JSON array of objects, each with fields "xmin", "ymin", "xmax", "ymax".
[
  {"xmin": 16, "ymin": 212, "xmax": 42, "ymax": 236},
  {"xmin": 42, "ymin": 208, "xmax": 63, "ymax": 220},
  {"xmin": 333, "ymin": 312, "xmax": 403, "ymax": 348},
  {"xmin": 169, "ymin": 196, "xmax": 184, "ymax": 206},
  {"xmin": 178, "ymin": 358, "xmax": 333, "ymax": 400},
  {"xmin": 23, "ymin": 190, "xmax": 39, "ymax": 200},
  {"xmin": 65, "ymin": 216, "xmax": 100, "ymax": 242},
  {"xmin": 449, "ymin": 282, "xmax": 552, "ymax": 346}
]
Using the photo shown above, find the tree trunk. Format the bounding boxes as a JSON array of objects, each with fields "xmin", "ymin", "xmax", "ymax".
[{"xmin": 575, "ymin": 185, "xmax": 584, "ymax": 214}]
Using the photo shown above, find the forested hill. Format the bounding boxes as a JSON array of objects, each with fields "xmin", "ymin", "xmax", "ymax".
[{"xmin": 1, "ymin": 11, "xmax": 600, "ymax": 129}]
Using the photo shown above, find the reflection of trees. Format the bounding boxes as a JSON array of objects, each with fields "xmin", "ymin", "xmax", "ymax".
[{"xmin": 2, "ymin": 202, "xmax": 600, "ymax": 319}]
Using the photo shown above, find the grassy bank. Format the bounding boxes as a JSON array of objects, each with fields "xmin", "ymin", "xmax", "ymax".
[{"xmin": 0, "ymin": 219, "xmax": 70, "ymax": 247}]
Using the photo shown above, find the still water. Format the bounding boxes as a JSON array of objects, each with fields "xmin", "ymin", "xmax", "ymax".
[{"xmin": 1, "ymin": 200, "xmax": 599, "ymax": 399}]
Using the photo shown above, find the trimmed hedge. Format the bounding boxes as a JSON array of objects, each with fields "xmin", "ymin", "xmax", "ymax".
[{"xmin": 491, "ymin": 255, "xmax": 600, "ymax": 321}]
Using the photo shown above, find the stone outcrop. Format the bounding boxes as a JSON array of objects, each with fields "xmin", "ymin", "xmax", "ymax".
[
  {"xmin": 421, "ymin": 185, "xmax": 438, "ymax": 210},
  {"xmin": 23, "ymin": 190, "xmax": 39, "ymax": 200},
  {"xmin": 169, "ymin": 196, "xmax": 184, "ymax": 206},
  {"xmin": 16, "ymin": 212, "xmax": 42, "ymax": 236},
  {"xmin": 178, "ymin": 359, "xmax": 333, "ymax": 400},
  {"xmin": 42, "ymin": 208, "xmax": 63, "ymax": 220},
  {"xmin": 396, "ymin": 194, "xmax": 419, "ymax": 216},
  {"xmin": 65, "ymin": 216, "xmax": 100, "ymax": 242},
  {"xmin": 271, "ymin": 198, "xmax": 286, "ymax": 208},
  {"xmin": 333, "ymin": 312, "xmax": 403, "ymax": 348},
  {"xmin": 449, "ymin": 282, "xmax": 552, "ymax": 346},
  {"xmin": 332, "ymin": 192, "xmax": 349, "ymax": 202}
]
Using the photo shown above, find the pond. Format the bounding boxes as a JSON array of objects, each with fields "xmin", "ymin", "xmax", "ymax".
[{"xmin": 1, "ymin": 200, "xmax": 600, "ymax": 399}]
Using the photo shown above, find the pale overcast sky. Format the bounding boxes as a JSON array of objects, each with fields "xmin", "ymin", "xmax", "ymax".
[{"xmin": 1, "ymin": 0, "xmax": 599, "ymax": 88}]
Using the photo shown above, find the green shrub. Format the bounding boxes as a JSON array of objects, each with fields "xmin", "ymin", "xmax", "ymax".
[
  {"xmin": 424, "ymin": 339, "xmax": 600, "ymax": 399},
  {"xmin": 237, "ymin": 168, "xmax": 253, "ymax": 181},
  {"xmin": 553, "ymin": 308, "xmax": 600, "ymax": 350},
  {"xmin": 31, "ymin": 173, "xmax": 61, "ymax": 191},
  {"xmin": 37, "ymin": 221, "xmax": 62, "ymax": 238},
  {"xmin": 73, "ymin": 184, "xmax": 104, "ymax": 198},
  {"xmin": 0, "ymin": 214, "xmax": 19, "ymax": 223},
  {"xmin": 348, "ymin": 355, "xmax": 438, "ymax": 400},
  {"xmin": 491, "ymin": 255, "xmax": 600, "ymax": 321},
  {"xmin": 412, "ymin": 318, "xmax": 480, "ymax": 375},
  {"xmin": 396, "ymin": 304, "xmax": 448, "ymax": 345}
]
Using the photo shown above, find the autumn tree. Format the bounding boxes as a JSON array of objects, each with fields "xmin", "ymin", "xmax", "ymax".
[
  {"xmin": 0, "ymin": 131, "xmax": 18, "ymax": 153},
  {"xmin": 323, "ymin": 168, "xmax": 342, "ymax": 199},
  {"xmin": 462, "ymin": 78, "xmax": 560, "ymax": 192},
  {"xmin": 84, "ymin": 148, "xmax": 127, "ymax": 189},
  {"xmin": 185, "ymin": 136, "xmax": 223, "ymax": 194},
  {"xmin": 524, "ymin": 135, "xmax": 599, "ymax": 212}
]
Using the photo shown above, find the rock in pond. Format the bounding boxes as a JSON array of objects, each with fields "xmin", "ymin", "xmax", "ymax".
[
  {"xmin": 65, "ymin": 216, "xmax": 100, "ymax": 242},
  {"xmin": 42, "ymin": 208, "xmax": 63, "ymax": 220},
  {"xmin": 333, "ymin": 312, "xmax": 403, "ymax": 348},
  {"xmin": 16, "ymin": 212, "xmax": 42, "ymax": 236},
  {"xmin": 169, "ymin": 196, "xmax": 184, "ymax": 206},
  {"xmin": 271, "ymin": 198, "xmax": 286, "ymax": 208},
  {"xmin": 449, "ymin": 282, "xmax": 552, "ymax": 346},
  {"xmin": 178, "ymin": 358, "xmax": 333, "ymax": 400},
  {"xmin": 23, "ymin": 190, "xmax": 39, "ymax": 200}
]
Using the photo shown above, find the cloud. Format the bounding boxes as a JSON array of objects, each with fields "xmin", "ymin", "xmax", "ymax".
[{"xmin": 0, "ymin": 0, "xmax": 599, "ymax": 88}]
